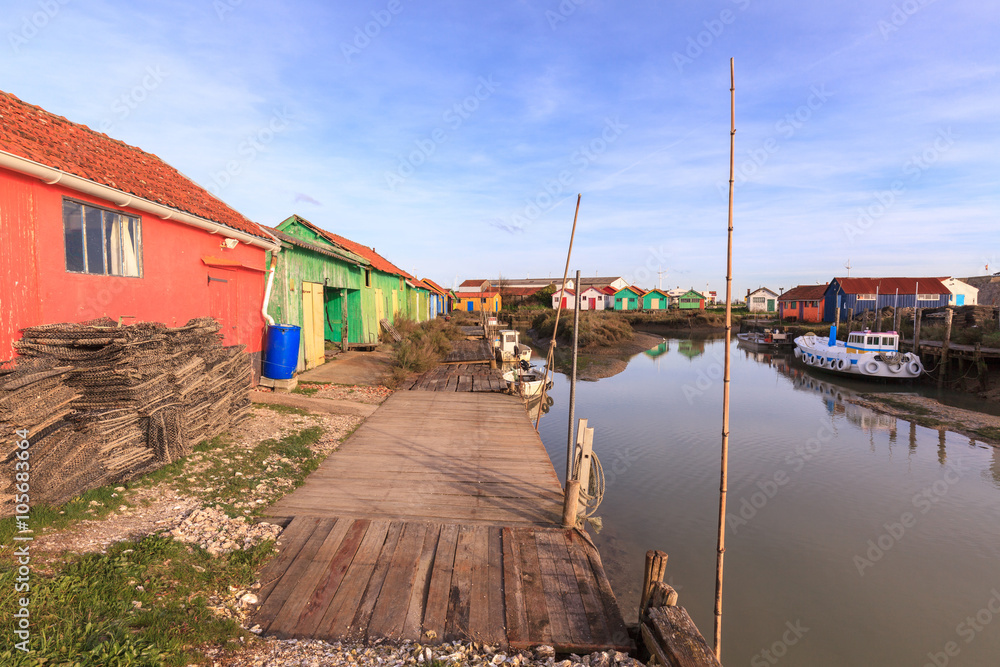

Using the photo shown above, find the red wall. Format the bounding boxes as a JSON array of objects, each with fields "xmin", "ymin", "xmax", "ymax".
[{"xmin": 0, "ymin": 168, "xmax": 267, "ymax": 375}]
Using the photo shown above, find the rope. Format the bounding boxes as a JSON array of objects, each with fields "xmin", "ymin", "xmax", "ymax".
[{"xmin": 572, "ymin": 447, "xmax": 605, "ymax": 518}]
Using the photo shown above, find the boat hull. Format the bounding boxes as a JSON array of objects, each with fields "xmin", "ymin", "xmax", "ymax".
[{"xmin": 794, "ymin": 335, "xmax": 923, "ymax": 379}]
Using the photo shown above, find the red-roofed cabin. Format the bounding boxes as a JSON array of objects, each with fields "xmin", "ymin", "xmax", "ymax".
[
  {"xmin": 778, "ymin": 284, "xmax": 828, "ymax": 323},
  {"xmin": 0, "ymin": 91, "xmax": 279, "ymax": 380}
]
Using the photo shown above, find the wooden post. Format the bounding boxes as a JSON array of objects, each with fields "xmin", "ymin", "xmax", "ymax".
[
  {"xmin": 876, "ymin": 306, "xmax": 883, "ymax": 333},
  {"xmin": 641, "ymin": 550, "xmax": 669, "ymax": 617},
  {"xmin": 913, "ymin": 307, "xmax": 922, "ymax": 355},
  {"xmin": 576, "ymin": 426, "xmax": 595, "ymax": 515},
  {"xmin": 340, "ymin": 289, "xmax": 349, "ymax": 353},
  {"xmin": 834, "ymin": 301, "xmax": 840, "ymax": 331},
  {"xmin": 848, "ymin": 307, "xmax": 854, "ymax": 329},
  {"xmin": 562, "ymin": 480, "xmax": 580, "ymax": 528},
  {"xmin": 939, "ymin": 309, "xmax": 953, "ymax": 388},
  {"xmin": 975, "ymin": 342, "xmax": 988, "ymax": 392},
  {"xmin": 567, "ymin": 270, "xmax": 581, "ymax": 486}
]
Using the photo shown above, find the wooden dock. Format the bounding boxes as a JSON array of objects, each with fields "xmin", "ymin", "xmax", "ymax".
[
  {"xmin": 406, "ymin": 364, "xmax": 508, "ymax": 393},
  {"xmin": 444, "ymin": 338, "xmax": 495, "ymax": 364},
  {"xmin": 258, "ymin": 392, "xmax": 631, "ymax": 652}
]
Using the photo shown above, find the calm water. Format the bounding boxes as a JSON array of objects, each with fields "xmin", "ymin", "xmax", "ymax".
[{"xmin": 534, "ymin": 336, "xmax": 1000, "ymax": 666}]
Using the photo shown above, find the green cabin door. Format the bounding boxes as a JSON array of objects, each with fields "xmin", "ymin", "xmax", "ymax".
[{"xmin": 767, "ymin": 298, "xmax": 775, "ymax": 311}]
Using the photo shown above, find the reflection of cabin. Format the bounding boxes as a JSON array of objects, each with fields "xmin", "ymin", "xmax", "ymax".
[
  {"xmin": 677, "ymin": 338, "xmax": 706, "ymax": 358},
  {"xmin": 643, "ymin": 341, "xmax": 669, "ymax": 358},
  {"xmin": 778, "ymin": 284, "xmax": 827, "ymax": 322}
]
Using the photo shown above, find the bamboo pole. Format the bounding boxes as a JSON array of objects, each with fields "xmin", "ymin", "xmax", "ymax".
[
  {"xmin": 535, "ymin": 194, "xmax": 582, "ymax": 432},
  {"xmin": 939, "ymin": 308, "xmax": 953, "ymax": 388},
  {"xmin": 714, "ymin": 57, "xmax": 735, "ymax": 663},
  {"xmin": 566, "ymin": 269, "xmax": 582, "ymax": 483}
]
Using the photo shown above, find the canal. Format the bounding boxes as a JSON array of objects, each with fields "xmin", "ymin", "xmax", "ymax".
[{"xmin": 535, "ymin": 335, "xmax": 1000, "ymax": 666}]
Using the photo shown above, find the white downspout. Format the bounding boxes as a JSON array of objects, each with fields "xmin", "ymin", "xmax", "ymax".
[{"xmin": 262, "ymin": 254, "xmax": 278, "ymax": 326}]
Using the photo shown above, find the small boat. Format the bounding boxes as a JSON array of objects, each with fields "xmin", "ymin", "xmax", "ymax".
[
  {"xmin": 736, "ymin": 320, "xmax": 792, "ymax": 349},
  {"xmin": 794, "ymin": 326, "xmax": 924, "ymax": 379},
  {"xmin": 495, "ymin": 329, "xmax": 532, "ymax": 364},
  {"xmin": 503, "ymin": 364, "xmax": 553, "ymax": 396}
]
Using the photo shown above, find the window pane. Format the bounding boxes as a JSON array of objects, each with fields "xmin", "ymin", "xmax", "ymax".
[
  {"xmin": 105, "ymin": 212, "xmax": 121, "ymax": 276},
  {"xmin": 63, "ymin": 201, "xmax": 85, "ymax": 272},
  {"xmin": 122, "ymin": 216, "xmax": 141, "ymax": 277},
  {"xmin": 85, "ymin": 206, "xmax": 105, "ymax": 274}
]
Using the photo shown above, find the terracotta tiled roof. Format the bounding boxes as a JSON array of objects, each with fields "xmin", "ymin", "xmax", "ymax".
[
  {"xmin": 0, "ymin": 90, "xmax": 270, "ymax": 240},
  {"xmin": 460, "ymin": 279, "xmax": 488, "ymax": 288},
  {"xmin": 503, "ymin": 287, "xmax": 542, "ymax": 296},
  {"xmin": 287, "ymin": 215, "xmax": 413, "ymax": 279},
  {"xmin": 601, "ymin": 286, "xmax": 617, "ymax": 295},
  {"xmin": 778, "ymin": 284, "xmax": 828, "ymax": 301},
  {"xmin": 834, "ymin": 277, "xmax": 950, "ymax": 295}
]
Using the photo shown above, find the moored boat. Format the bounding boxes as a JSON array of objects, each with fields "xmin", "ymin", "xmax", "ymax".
[
  {"xmin": 495, "ymin": 329, "xmax": 532, "ymax": 364},
  {"xmin": 794, "ymin": 327, "xmax": 923, "ymax": 379},
  {"xmin": 503, "ymin": 365, "xmax": 553, "ymax": 396},
  {"xmin": 736, "ymin": 327, "xmax": 791, "ymax": 349}
]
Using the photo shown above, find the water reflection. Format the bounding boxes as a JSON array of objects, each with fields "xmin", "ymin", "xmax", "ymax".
[{"xmin": 534, "ymin": 336, "xmax": 1000, "ymax": 666}]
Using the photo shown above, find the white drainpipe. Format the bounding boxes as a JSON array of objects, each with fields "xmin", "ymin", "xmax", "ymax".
[
  {"xmin": 262, "ymin": 255, "xmax": 278, "ymax": 326},
  {"xmin": 0, "ymin": 150, "xmax": 280, "ymax": 251}
]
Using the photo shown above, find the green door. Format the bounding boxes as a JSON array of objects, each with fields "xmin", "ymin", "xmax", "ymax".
[{"xmin": 767, "ymin": 299, "xmax": 775, "ymax": 311}]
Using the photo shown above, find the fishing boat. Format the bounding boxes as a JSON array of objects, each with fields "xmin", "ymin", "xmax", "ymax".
[
  {"xmin": 503, "ymin": 364, "xmax": 553, "ymax": 396},
  {"xmin": 736, "ymin": 325, "xmax": 791, "ymax": 349},
  {"xmin": 794, "ymin": 326, "xmax": 924, "ymax": 379},
  {"xmin": 495, "ymin": 329, "xmax": 532, "ymax": 364}
]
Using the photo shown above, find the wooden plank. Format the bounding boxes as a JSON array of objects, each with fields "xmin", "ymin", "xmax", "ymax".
[
  {"xmin": 583, "ymin": 536, "xmax": 633, "ymax": 651},
  {"xmin": 348, "ymin": 521, "xmax": 404, "ymax": 642},
  {"xmin": 513, "ymin": 528, "xmax": 553, "ymax": 648},
  {"xmin": 485, "ymin": 526, "xmax": 505, "ymax": 646},
  {"xmin": 645, "ymin": 605, "xmax": 721, "ymax": 667},
  {"xmin": 536, "ymin": 529, "xmax": 591, "ymax": 646},
  {"xmin": 423, "ymin": 523, "xmax": 459, "ymax": 640},
  {"xmin": 317, "ymin": 520, "xmax": 391, "ymax": 640},
  {"xmin": 367, "ymin": 522, "xmax": 428, "ymax": 640},
  {"xmin": 269, "ymin": 517, "xmax": 354, "ymax": 638},
  {"xmin": 259, "ymin": 518, "xmax": 336, "ymax": 636},
  {"xmin": 295, "ymin": 518, "xmax": 371, "ymax": 638},
  {"xmin": 255, "ymin": 516, "xmax": 321, "ymax": 603},
  {"xmin": 502, "ymin": 527, "xmax": 528, "ymax": 647},
  {"xmin": 467, "ymin": 525, "xmax": 491, "ymax": 642},
  {"xmin": 401, "ymin": 523, "xmax": 442, "ymax": 641},
  {"xmin": 565, "ymin": 529, "xmax": 611, "ymax": 645},
  {"xmin": 445, "ymin": 524, "xmax": 477, "ymax": 641}
]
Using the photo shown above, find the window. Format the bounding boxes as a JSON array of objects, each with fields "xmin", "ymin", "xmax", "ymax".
[
  {"xmin": 866, "ymin": 336, "xmax": 878, "ymax": 346},
  {"xmin": 916, "ymin": 293, "xmax": 937, "ymax": 301},
  {"xmin": 788, "ymin": 301, "xmax": 797, "ymax": 308},
  {"xmin": 752, "ymin": 296, "xmax": 765, "ymax": 305},
  {"xmin": 364, "ymin": 268, "xmax": 371, "ymax": 287},
  {"xmin": 63, "ymin": 199, "xmax": 141, "ymax": 276},
  {"xmin": 882, "ymin": 336, "xmax": 895, "ymax": 345},
  {"xmin": 856, "ymin": 294, "xmax": 875, "ymax": 301}
]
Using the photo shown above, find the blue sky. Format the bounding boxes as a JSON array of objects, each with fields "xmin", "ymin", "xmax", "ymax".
[{"xmin": 3, "ymin": 0, "xmax": 997, "ymax": 296}]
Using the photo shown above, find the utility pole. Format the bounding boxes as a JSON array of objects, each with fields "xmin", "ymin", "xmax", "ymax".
[
  {"xmin": 657, "ymin": 265, "xmax": 668, "ymax": 291},
  {"xmin": 844, "ymin": 259, "xmax": 852, "ymax": 277}
]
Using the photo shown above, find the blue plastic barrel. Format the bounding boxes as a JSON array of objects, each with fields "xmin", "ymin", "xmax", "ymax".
[{"xmin": 262, "ymin": 324, "xmax": 301, "ymax": 380}]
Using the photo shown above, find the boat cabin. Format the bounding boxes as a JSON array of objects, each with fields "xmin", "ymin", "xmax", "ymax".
[
  {"xmin": 497, "ymin": 329, "xmax": 520, "ymax": 355},
  {"xmin": 846, "ymin": 331, "xmax": 899, "ymax": 354}
]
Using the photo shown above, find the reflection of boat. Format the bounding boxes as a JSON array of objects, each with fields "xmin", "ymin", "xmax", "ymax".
[
  {"xmin": 794, "ymin": 327, "xmax": 924, "ymax": 379},
  {"xmin": 503, "ymin": 364, "xmax": 553, "ymax": 396},
  {"xmin": 524, "ymin": 392, "xmax": 554, "ymax": 418},
  {"xmin": 494, "ymin": 329, "xmax": 532, "ymax": 364}
]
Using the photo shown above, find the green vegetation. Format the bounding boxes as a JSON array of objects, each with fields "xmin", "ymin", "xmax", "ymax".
[
  {"xmin": 973, "ymin": 426, "xmax": 1000, "ymax": 441},
  {"xmin": 0, "ymin": 534, "xmax": 271, "ymax": 666},
  {"xmin": 0, "ymin": 484, "xmax": 133, "ymax": 546},
  {"xmin": 531, "ymin": 310, "xmax": 634, "ymax": 348},
  {"xmin": 386, "ymin": 317, "xmax": 463, "ymax": 386},
  {"xmin": 255, "ymin": 402, "xmax": 310, "ymax": 416}
]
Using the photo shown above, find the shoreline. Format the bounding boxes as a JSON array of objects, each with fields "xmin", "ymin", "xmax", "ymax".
[{"xmin": 848, "ymin": 393, "xmax": 1000, "ymax": 448}]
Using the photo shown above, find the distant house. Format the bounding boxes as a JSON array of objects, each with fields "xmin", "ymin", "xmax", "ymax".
[
  {"xmin": 577, "ymin": 276, "xmax": 629, "ymax": 292},
  {"xmin": 700, "ymin": 290, "xmax": 718, "ymax": 305},
  {"xmin": 422, "ymin": 278, "xmax": 451, "ymax": 316},
  {"xmin": 0, "ymin": 90, "xmax": 280, "ymax": 379},
  {"xmin": 602, "ymin": 286, "xmax": 617, "ymax": 309},
  {"xmin": 642, "ymin": 288, "xmax": 671, "ymax": 310},
  {"xmin": 455, "ymin": 291, "xmax": 501, "ymax": 313},
  {"xmin": 579, "ymin": 286, "xmax": 607, "ymax": 310},
  {"xmin": 822, "ymin": 277, "xmax": 951, "ymax": 322},
  {"xmin": 677, "ymin": 289, "xmax": 706, "ymax": 310},
  {"xmin": 747, "ymin": 287, "xmax": 779, "ymax": 313},
  {"xmin": 501, "ymin": 286, "xmax": 544, "ymax": 306},
  {"xmin": 552, "ymin": 287, "xmax": 575, "ymax": 310},
  {"xmin": 614, "ymin": 286, "xmax": 644, "ymax": 311},
  {"xmin": 459, "ymin": 279, "xmax": 491, "ymax": 292},
  {"xmin": 777, "ymin": 284, "xmax": 827, "ymax": 322},
  {"xmin": 942, "ymin": 277, "xmax": 978, "ymax": 306}
]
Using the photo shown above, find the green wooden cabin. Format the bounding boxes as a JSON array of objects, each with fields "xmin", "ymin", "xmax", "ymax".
[
  {"xmin": 677, "ymin": 289, "xmax": 706, "ymax": 310},
  {"xmin": 642, "ymin": 288, "xmax": 671, "ymax": 310},
  {"xmin": 613, "ymin": 286, "xmax": 644, "ymax": 311}
]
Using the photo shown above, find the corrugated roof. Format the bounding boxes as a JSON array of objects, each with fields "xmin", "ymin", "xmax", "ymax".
[
  {"xmin": 834, "ymin": 277, "xmax": 950, "ymax": 295},
  {"xmin": 285, "ymin": 215, "xmax": 413, "ymax": 279},
  {"xmin": 0, "ymin": 89, "xmax": 270, "ymax": 240},
  {"xmin": 421, "ymin": 278, "xmax": 448, "ymax": 296},
  {"xmin": 778, "ymin": 284, "xmax": 828, "ymax": 301},
  {"xmin": 264, "ymin": 226, "xmax": 368, "ymax": 266}
]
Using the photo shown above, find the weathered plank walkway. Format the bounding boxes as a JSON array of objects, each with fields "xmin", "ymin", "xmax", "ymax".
[
  {"xmin": 444, "ymin": 338, "xmax": 494, "ymax": 364},
  {"xmin": 407, "ymin": 364, "xmax": 508, "ymax": 392},
  {"xmin": 258, "ymin": 392, "xmax": 631, "ymax": 652}
]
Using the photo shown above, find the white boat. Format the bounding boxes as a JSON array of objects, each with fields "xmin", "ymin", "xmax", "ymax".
[
  {"xmin": 737, "ymin": 328, "xmax": 791, "ymax": 349},
  {"xmin": 502, "ymin": 366, "xmax": 553, "ymax": 396},
  {"xmin": 794, "ymin": 327, "xmax": 924, "ymax": 379},
  {"xmin": 495, "ymin": 329, "xmax": 532, "ymax": 364}
]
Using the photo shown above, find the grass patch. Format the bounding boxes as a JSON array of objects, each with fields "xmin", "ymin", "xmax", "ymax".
[
  {"xmin": 532, "ymin": 310, "xmax": 635, "ymax": 347},
  {"xmin": 385, "ymin": 317, "xmax": 464, "ymax": 387},
  {"xmin": 254, "ymin": 403, "xmax": 310, "ymax": 416},
  {"xmin": 0, "ymin": 533, "xmax": 273, "ymax": 666},
  {"xmin": 0, "ymin": 484, "xmax": 134, "ymax": 546},
  {"xmin": 291, "ymin": 385, "xmax": 319, "ymax": 396},
  {"xmin": 973, "ymin": 426, "xmax": 1000, "ymax": 441}
]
